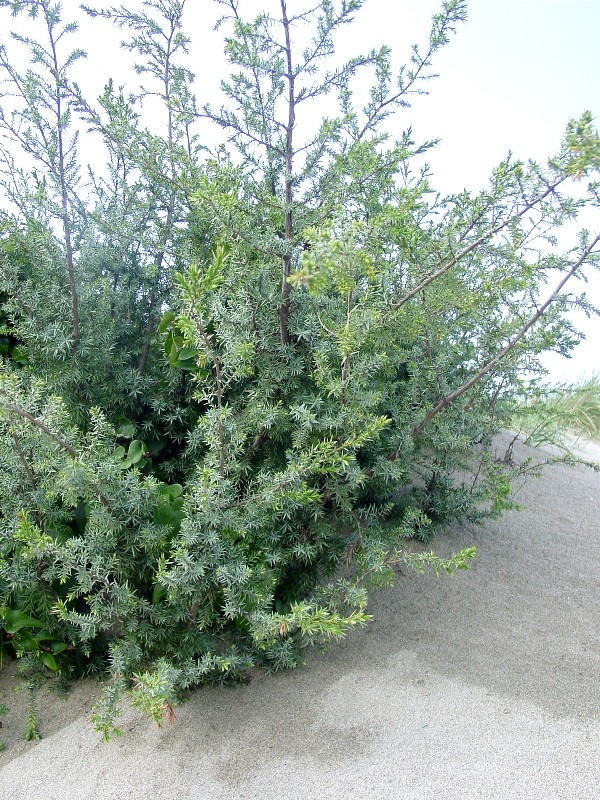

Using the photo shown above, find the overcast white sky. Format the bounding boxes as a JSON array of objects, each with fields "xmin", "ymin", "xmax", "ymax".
[{"xmin": 3, "ymin": 0, "xmax": 600, "ymax": 383}]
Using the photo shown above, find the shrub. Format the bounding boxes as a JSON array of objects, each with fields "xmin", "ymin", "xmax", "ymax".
[{"xmin": 0, "ymin": 0, "xmax": 598, "ymax": 738}]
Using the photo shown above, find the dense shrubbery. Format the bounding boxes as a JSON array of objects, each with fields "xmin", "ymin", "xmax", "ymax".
[{"xmin": 0, "ymin": 0, "xmax": 599, "ymax": 737}]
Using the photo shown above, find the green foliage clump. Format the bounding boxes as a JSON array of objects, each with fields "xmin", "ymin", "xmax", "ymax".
[{"xmin": 0, "ymin": 0, "xmax": 598, "ymax": 738}]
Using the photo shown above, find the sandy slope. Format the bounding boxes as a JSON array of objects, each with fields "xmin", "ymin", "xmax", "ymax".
[{"xmin": 1, "ymin": 434, "xmax": 599, "ymax": 800}]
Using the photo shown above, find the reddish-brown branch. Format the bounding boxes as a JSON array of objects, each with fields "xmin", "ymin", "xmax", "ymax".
[
  {"xmin": 49, "ymin": 19, "xmax": 79, "ymax": 344},
  {"xmin": 279, "ymin": 0, "xmax": 296, "ymax": 346}
]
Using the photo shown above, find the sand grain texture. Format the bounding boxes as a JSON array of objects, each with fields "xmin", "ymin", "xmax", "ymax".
[{"xmin": 1, "ymin": 435, "xmax": 599, "ymax": 799}]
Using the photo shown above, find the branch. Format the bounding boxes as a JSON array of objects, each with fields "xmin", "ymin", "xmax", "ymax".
[
  {"xmin": 1, "ymin": 401, "xmax": 77, "ymax": 457},
  {"xmin": 1, "ymin": 402, "xmax": 115, "ymax": 512},
  {"xmin": 395, "ymin": 177, "xmax": 564, "ymax": 311},
  {"xmin": 189, "ymin": 302, "xmax": 226, "ymax": 477},
  {"xmin": 10, "ymin": 429, "xmax": 38, "ymax": 489},
  {"xmin": 279, "ymin": 0, "xmax": 295, "ymax": 346},
  {"xmin": 46, "ymin": 12, "xmax": 80, "ymax": 344},
  {"xmin": 340, "ymin": 287, "xmax": 353, "ymax": 401},
  {"xmin": 137, "ymin": 198, "xmax": 175, "ymax": 375},
  {"xmin": 410, "ymin": 233, "xmax": 600, "ymax": 438},
  {"xmin": 355, "ymin": 1, "xmax": 466, "ymax": 142}
]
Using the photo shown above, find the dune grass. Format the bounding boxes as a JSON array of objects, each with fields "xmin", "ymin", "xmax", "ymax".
[{"xmin": 512, "ymin": 374, "xmax": 600, "ymax": 450}]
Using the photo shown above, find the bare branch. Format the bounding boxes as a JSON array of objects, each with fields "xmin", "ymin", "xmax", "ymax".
[
  {"xmin": 10, "ymin": 429, "xmax": 38, "ymax": 489},
  {"xmin": 395, "ymin": 176, "xmax": 565, "ymax": 311},
  {"xmin": 411, "ymin": 232, "xmax": 600, "ymax": 438},
  {"xmin": 1, "ymin": 401, "xmax": 78, "ymax": 458}
]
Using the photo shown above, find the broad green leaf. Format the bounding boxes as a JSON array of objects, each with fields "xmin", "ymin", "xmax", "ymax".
[
  {"xmin": 40, "ymin": 652, "xmax": 58, "ymax": 671},
  {"xmin": 154, "ymin": 505, "xmax": 173, "ymax": 526},
  {"xmin": 175, "ymin": 357, "xmax": 197, "ymax": 371},
  {"xmin": 126, "ymin": 440, "xmax": 146, "ymax": 465},
  {"xmin": 158, "ymin": 309, "xmax": 176, "ymax": 333},
  {"xmin": 158, "ymin": 483, "xmax": 183, "ymax": 500},
  {"xmin": 13, "ymin": 630, "xmax": 40, "ymax": 651},
  {"xmin": 169, "ymin": 340, "xmax": 180, "ymax": 367},
  {"xmin": 178, "ymin": 346, "xmax": 198, "ymax": 360},
  {"xmin": 2, "ymin": 608, "xmax": 43, "ymax": 632},
  {"xmin": 119, "ymin": 440, "xmax": 147, "ymax": 468},
  {"xmin": 10, "ymin": 345, "xmax": 28, "ymax": 364},
  {"xmin": 152, "ymin": 583, "xmax": 166, "ymax": 605},
  {"xmin": 116, "ymin": 418, "xmax": 135, "ymax": 438}
]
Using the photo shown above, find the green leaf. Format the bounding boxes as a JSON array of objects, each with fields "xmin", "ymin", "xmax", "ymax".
[
  {"xmin": 158, "ymin": 310, "xmax": 176, "ymax": 333},
  {"xmin": 169, "ymin": 340, "xmax": 180, "ymax": 367},
  {"xmin": 39, "ymin": 652, "xmax": 58, "ymax": 671},
  {"xmin": 2, "ymin": 608, "xmax": 43, "ymax": 632},
  {"xmin": 178, "ymin": 346, "xmax": 198, "ymax": 361},
  {"xmin": 153, "ymin": 505, "xmax": 173, "ymax": 526},
  {"xmin": 119, "ymin": 440, "xmax": 147, "ymax": 468},
  {"xmin": 10, "ymin": 345, "xmax": 28, "ymax": 364},
  {"xmin": 152, "ymin": 583, "xmax": 166, "ymax": 605},
  {"xmin": 128, "ymin": 440, "xmax": 145, "ymax": 463},
  {"xmin": 175, "ymin": 357, "xmax": 197, "ymax": 371},
  {"xmin": 159, "ymin": 483, "xmax": 183, "ymax": 500},
  {"xmin": 13, "ymin": 629, "xmax": 40, "ymax": 650},
  {"xmin": 116, "ymin": 418, "xmax": 135, "ymax": 438}
]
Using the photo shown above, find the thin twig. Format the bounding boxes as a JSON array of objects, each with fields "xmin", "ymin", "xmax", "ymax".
[
  {"xmin": 10, "ymin": 430, "xmax": 38, "ymax": 489},
  {"xmin": 2, "ymin": 401, "xmax": 77, "ymax": 457}
]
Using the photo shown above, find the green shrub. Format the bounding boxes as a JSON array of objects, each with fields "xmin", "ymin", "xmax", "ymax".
[{"xmin": 0, "ymin": 0, "xmax": 598, "ymax": 738}]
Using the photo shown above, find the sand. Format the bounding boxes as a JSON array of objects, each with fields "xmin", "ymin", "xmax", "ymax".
[{"xmin": 1, "ymin": 433, "xmax": 599, "ymax": 799}]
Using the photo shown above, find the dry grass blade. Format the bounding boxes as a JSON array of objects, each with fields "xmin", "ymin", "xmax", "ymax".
[{"xmin": 513, "ymin": 374, "xmax": 600, "ymax": 449}]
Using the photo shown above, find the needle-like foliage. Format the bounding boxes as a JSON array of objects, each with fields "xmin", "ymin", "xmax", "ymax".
[{"xmin": 0, "ymin": 0, "xmax": 598, "ymax": 738}]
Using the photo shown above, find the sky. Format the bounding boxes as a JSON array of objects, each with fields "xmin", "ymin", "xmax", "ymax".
[{"xmin": 2, "ymin": 0, "xmax": 600, "ymax": 383}]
